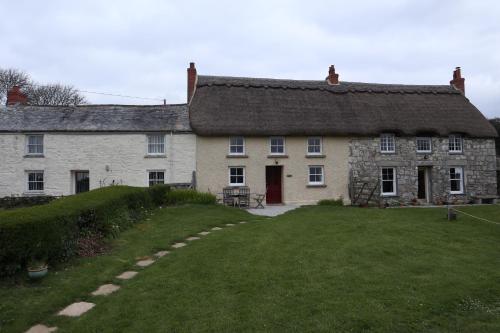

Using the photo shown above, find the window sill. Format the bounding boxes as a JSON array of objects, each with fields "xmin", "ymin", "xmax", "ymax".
[
  {"xmin": 448, "ymin": 151, "xmax": 463, "ymax": 155},
  {"xmin": 268, "ymin": 154, "xmax": 288, "ymax": 158},
  {"xmin": 450, "ymin": 192, "xmax": 465, "ymax": 195},
  {"xmin": 144, "ymin": 155, "xmax": 167, "ymax": 158},
  {"xmin": 22, "ymin": 191, "xmax": 46, "ymax": 196},
  {"xmin": 306, "ymin": 154, "xmax": 325, "ymax": 158},
  {"xmin": 226, "ymin": 154, "xmax": 248, "ymax": 158},
  {"xmin": 380, "ymin": 151, "xmax": 396, "ymax": 154},
  {"xmin": 307, "ymin": 184, "xmax": 326, "ymax": 188},
  {"xmin": 381, "ymin": 193, "xmax": 398, "ymax": 197},
  {"xmin": 24, "ymin": 154, "xmax": 45, "ymax": 158},
  {"xmin": 416, "ymin": 151, "xmax": 432, "ymax": 154}
]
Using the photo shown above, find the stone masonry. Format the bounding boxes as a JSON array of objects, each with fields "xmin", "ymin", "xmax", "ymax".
[{"xmin": 349, "ymin": 136, "xmax": 497, "ymax": 205}]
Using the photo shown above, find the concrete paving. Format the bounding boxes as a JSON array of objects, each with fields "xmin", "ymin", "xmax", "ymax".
[
  {"xmin": 116, "ymin": 271, "xmax": 138, "ymax": 280},
  {"xmin": 91, "ymin": 284, "xmax": 120, "ymax": 296},
  {"xmin": 58, "ymin": 302, "xmax": 95, "ymax": 317},
  {"xmin": 136, "ymin": 259, "xmax": 155, "ymax": 267},
  {"xmin": 25, "ymin": 324, "xmax": 57, "ymax": 333},
  {"xmin": 247, "ymin": 204, "xmax": 300, "ymax": 217}
]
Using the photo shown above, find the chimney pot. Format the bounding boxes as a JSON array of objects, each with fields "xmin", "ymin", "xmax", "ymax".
[
  {"xmin": 6, "ymin": 85, "xmax": 28, "ymax": 106},
  {"xmin": 450, "ymin": 66, "xmax": 465, "ymax": 95},
  {"xmin": 327, "ymin": 65, "xmax": 339, "ymax": 85},
  {"xmin": 187, "ymin": 62, "xmax": 197, "ymax": 102}
]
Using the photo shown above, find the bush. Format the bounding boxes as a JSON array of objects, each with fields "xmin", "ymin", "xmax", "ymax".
[
  {"xmin": 318, "ymin": 198, "xmax": 344, "ymax": 206},
  {"xmin": 147, "ymin": 184, "xmax": 171, "ymax": 206},
  {"xmin": 164, "ymin": 189, "xmax": 216, "ymax": 205},
  {"xmin": 0, "ymin": 186, "xmax": 154, "ymax": 276}
]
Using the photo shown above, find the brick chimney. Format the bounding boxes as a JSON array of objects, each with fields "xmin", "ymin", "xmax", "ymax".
[
  {"xmin": 187, "ymin": 62, "xmax": 197, "ymax": 103},
  {"xmin": 6, "ymin": 85, "xmax": 28, "ymax": 106},
  {"xmin": 450, "ymin": 66, "xmax": 465, "ymax": 95},
  {"xmin": 327, "ymin": 65, "xmax": 339, "ymax": 85}
]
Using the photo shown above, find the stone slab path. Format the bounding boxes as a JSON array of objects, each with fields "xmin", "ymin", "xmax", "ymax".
[
  {"xmin": 116, "ymin": 271, "xmax": 138, "ymax": 280},
  {"xmin": 172, "ymin": 242, "xmax": 187, "ymax": 249},
  {"xmin": 186, "ymin": 236, "xmax": 200, "ymax": 241},
  {"xmin": 91, "ymin": 284, "xmax": 120, "ymax": 296},
  {"xmin": 58, "ymin": 302, "xmax": 95, "ymax": 317},
  {"xmin": 25, "ymin": 324, "xmax": 57, "ymax": 333},
  {"xmin": 154, "ymin": 250, "xmax": 170, "ymax": 258},
  {"xmin": 136, "ymin": 259, "xmax": 155, "ymax": 267},
  {"xmin": 211, "ymin": 227, "xmax": 222, "ymax": 231},
  {"xmin": 198, "ymin": 231, "xmax": 210, "ymax": 236},
  {"xmin": 226, "ymin": 223, "xmax": 235, "ymax": 227}
]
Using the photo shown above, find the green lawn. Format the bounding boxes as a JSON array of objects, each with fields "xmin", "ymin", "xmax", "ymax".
[{"xmin": 2, "ymin": 205, "xmax": 500, "ymax": 332}]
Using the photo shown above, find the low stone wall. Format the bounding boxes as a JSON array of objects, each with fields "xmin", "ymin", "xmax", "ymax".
[
  {"xmin": 349, "ymin": 137, "xmax": 497, "ymax": 206},
  {"xmin": 0, "ymin": 195, "xmax": 56, "ymax": 209}
]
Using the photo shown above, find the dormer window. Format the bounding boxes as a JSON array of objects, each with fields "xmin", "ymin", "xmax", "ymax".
[
  {"xmin": 449, "ymin": 135, "xmax": 463, "ymax": 153},
  {"xmin": 380, "ymin": 134, "xmax": 395, "ymax": 153}
]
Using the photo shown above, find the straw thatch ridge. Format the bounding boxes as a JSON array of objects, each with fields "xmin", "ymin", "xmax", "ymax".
[
  {"xmin": 0, "ymin": 104, "xmax": 191, "ymax": 132},
  {"xmin": 190, "ymin": 75, "xmax": 497, "ymax": 137}
]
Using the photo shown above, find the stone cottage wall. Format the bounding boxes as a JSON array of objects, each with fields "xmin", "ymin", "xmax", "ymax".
[{"xmin": 349, "ymin": 137, "xmax": 497, "ymax": 205}]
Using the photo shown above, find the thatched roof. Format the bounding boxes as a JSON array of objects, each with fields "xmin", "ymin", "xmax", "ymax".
[
  {"xmin": 190, "ymin": 75, "xmax": 497, "ymax": 137},
  {"xmin": 0, "ymin": 104, "xmax": 191, "ymax": 133}
]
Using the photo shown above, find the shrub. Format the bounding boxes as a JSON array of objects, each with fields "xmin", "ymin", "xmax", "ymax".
[
  {"xmin": 318, "ymin": 198, "xmax": 344, "ymax": 206},
  {"xmin": 164, "ymin": 189, "xmax": 216, "ymax": 205},
  {"xmin": 147, "ymin": 184, "xmax": 171, "ymax": 206},
  {"xmin": 0, "ymin": 186, "xmax": 154, "ymax": 277}
]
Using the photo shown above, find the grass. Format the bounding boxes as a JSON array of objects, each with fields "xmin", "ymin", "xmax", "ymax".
[{"xmin": 2, "ymin": 205, "xmax": 500, "ymax": 332}]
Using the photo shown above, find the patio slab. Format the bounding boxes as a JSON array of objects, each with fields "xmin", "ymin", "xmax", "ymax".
[
  {"xmin": 154, "ymin": 250, "xmax": 170, "ymax": 257},
  {"xmin": 136, "ymin": 259, "xmax": 155, "ymax": 267},
  {"xmin": 25, "ymin": 324, "xmax": 57, "ymax": 333},
  {"xmin": 58, "ymin": 302, "xmax": 95, "ymax": 317},
  {"xmin": 186, "ymin": 236, "xmax": 200, "ymax": 241},
  {"xmin": 247, "ymin": 204, "xmax": 300, "ymax": 217},
  {"xmin": 91, "ymin": 284, "xmax": 120, "ymax": 296},
  {"xmin": 172, "ymin": 242, "xmax": 187, "ymax": 249},
  {"xmin": 116, "ymin": 271, "xmax": 138, "ymax": 280}
]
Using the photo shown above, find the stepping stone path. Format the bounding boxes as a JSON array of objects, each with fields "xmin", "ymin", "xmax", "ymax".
[
  {"xmin": 186, "ymin": 236, "xmax": 200, "ymax": 241},
  {"xmin": 25, "ymin": 324, "xmax": 57, "ymax": 333},
  {"xmin": 58, "ymin": 302, "xmax": 95, "ymax": 317},
  {"xmin": 226, "ymin": 223, "xmax": 235, "ymax": 227},
  {"xmin": 116, "ymin": 271, "xmax": 138, "ymax": 280},
  {"xmin": 211, "ymin": 227, "xmax": 222, "ymax": 231},
  {"xmin": 198, "ymin": 231, "xmax": 210, "ymax": 236},
  {"xmin": 136, "ymin": 259, "xmax": 155, "ymax": 267},
  {"xmin": 91, "ymin": 284, "xmax": 120, "ymax": 296},
  {"xmin": 239, "ymin": 221, "xmax": 247, "ymax": 224},
  {"xmin": 154, "ymin": 250, "xmax": 170, "ymax": 258},
  {"xmin": 172, "ymin": 242, "xmax": 187, "ymax": 249}
]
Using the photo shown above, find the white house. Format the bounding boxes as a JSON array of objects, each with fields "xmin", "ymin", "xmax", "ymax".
[{"xmin": 0, "ymin": 103, "xmax": 195, "ymax": 197}]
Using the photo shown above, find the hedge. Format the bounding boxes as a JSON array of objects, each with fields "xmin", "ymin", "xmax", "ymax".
[
  {"xmin": 0, "ymin": 185, "xmax": 169, "ymax": 276},
  {"xmin": 164, "ymin": 189, "xmax": 216, "ymax": 205}
]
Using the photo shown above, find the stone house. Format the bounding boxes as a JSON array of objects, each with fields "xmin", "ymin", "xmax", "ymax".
[
  {"xmin": 0, "ymin": 98, "xmax": 195, "ymax": 197},
  {"xmin": 189, "ymin": 63, "xmax": 497, "ymax": 205}
]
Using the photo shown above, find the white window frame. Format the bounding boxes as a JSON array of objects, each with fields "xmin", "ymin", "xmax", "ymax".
[
  {"xmin": 228, "ymin": 166, "xmax": 245, "ymax": 186},
  {"xmin": 148, "ymin": 170, "xmax": 165, "ymax": 187},
  {"xmin": 269, "ymin": 137, "xmax": 285, "ymax": 155},
  {"xmin": 26, "ymin": 170, "xmax": 44, "ymax": 192},
  {"xmin": 26, "ymin": 134, "xmax": 44, "ymax": 155},
  {"xmin": 147, "ymin": 134, "xmax": 166, "ymax": 155},
  {"xmin": 449, "ymin": 135, "xmax": 463, "ymax": 153},
  {"xmin": 449, "ymin": 167, "xmax": 464, "ymax": 194},
  {"xmin": 416, "ymin": 137, "xmax": 432, "ymax": 153},
  {"xmin": 228, "ymin": 136, "xmax": 245, "ymax": 155},
  {"xmin": 308, "ymin": 165, "xmax": 324, "ymax": 185},
  {"xmin": 307, "ymin": 137, "xmax": 323, "ymax": 155},
  {"xmin": 380, "ymin": 134, "xmax": 395, "ymax": 153},
  {"xmin": 380, "ymin": 167, "xmax": 397, "ymax": 196}
]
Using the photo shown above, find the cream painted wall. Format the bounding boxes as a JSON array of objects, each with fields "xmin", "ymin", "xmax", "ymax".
[
  {"xmin": 0, "ymin": 132, "xmax": 196, "ymax": 197},
  {"xmin": 196, "ymin": 136, "xmax": 350, "ymax": 205}
]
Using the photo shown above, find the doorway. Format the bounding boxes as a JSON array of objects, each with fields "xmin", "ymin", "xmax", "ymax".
[
  {"xmin": 266, "ymin": 166, "xmax": 282, "ymax": 204},
  {"xmin": 75, "ymin": 171, "xmax": 90, "ymax": 194},
  {"xmin": 417, "ymin": 167, "xmax": 431, "ymax": 202}
]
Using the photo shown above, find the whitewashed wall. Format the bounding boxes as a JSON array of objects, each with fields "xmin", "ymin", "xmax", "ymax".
[{"xmin": 0, "ymin": 132, "xmax": 196, "ymax": 197}]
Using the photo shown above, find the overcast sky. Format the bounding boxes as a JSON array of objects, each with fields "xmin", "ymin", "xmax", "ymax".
[{"xmin": 1, "ymin": 0, "xmax": 499, "ymax": 116}]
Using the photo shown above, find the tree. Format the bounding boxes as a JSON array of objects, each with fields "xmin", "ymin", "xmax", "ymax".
[{"xmin": 0, "ymin": 67, "xmax": 87, "ymax": 106}]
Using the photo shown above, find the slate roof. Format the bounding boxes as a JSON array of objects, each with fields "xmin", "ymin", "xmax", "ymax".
[
  {"xmin": 0, "ymin": 104, "xmax": 191, "ymax": 132},
  {"xmin": 190, "ymin": 75, "xmax": 497, "ymax": 137}
]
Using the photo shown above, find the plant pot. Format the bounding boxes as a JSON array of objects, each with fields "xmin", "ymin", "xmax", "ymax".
[{"xmin": 28, "ymin": 265, "xmax": 48, "ymax": 280}]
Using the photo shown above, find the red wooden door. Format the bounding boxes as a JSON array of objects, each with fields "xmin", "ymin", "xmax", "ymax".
[{"xmin": 266, "ymin": 166, "xmax": 282, "ymax": 204}]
